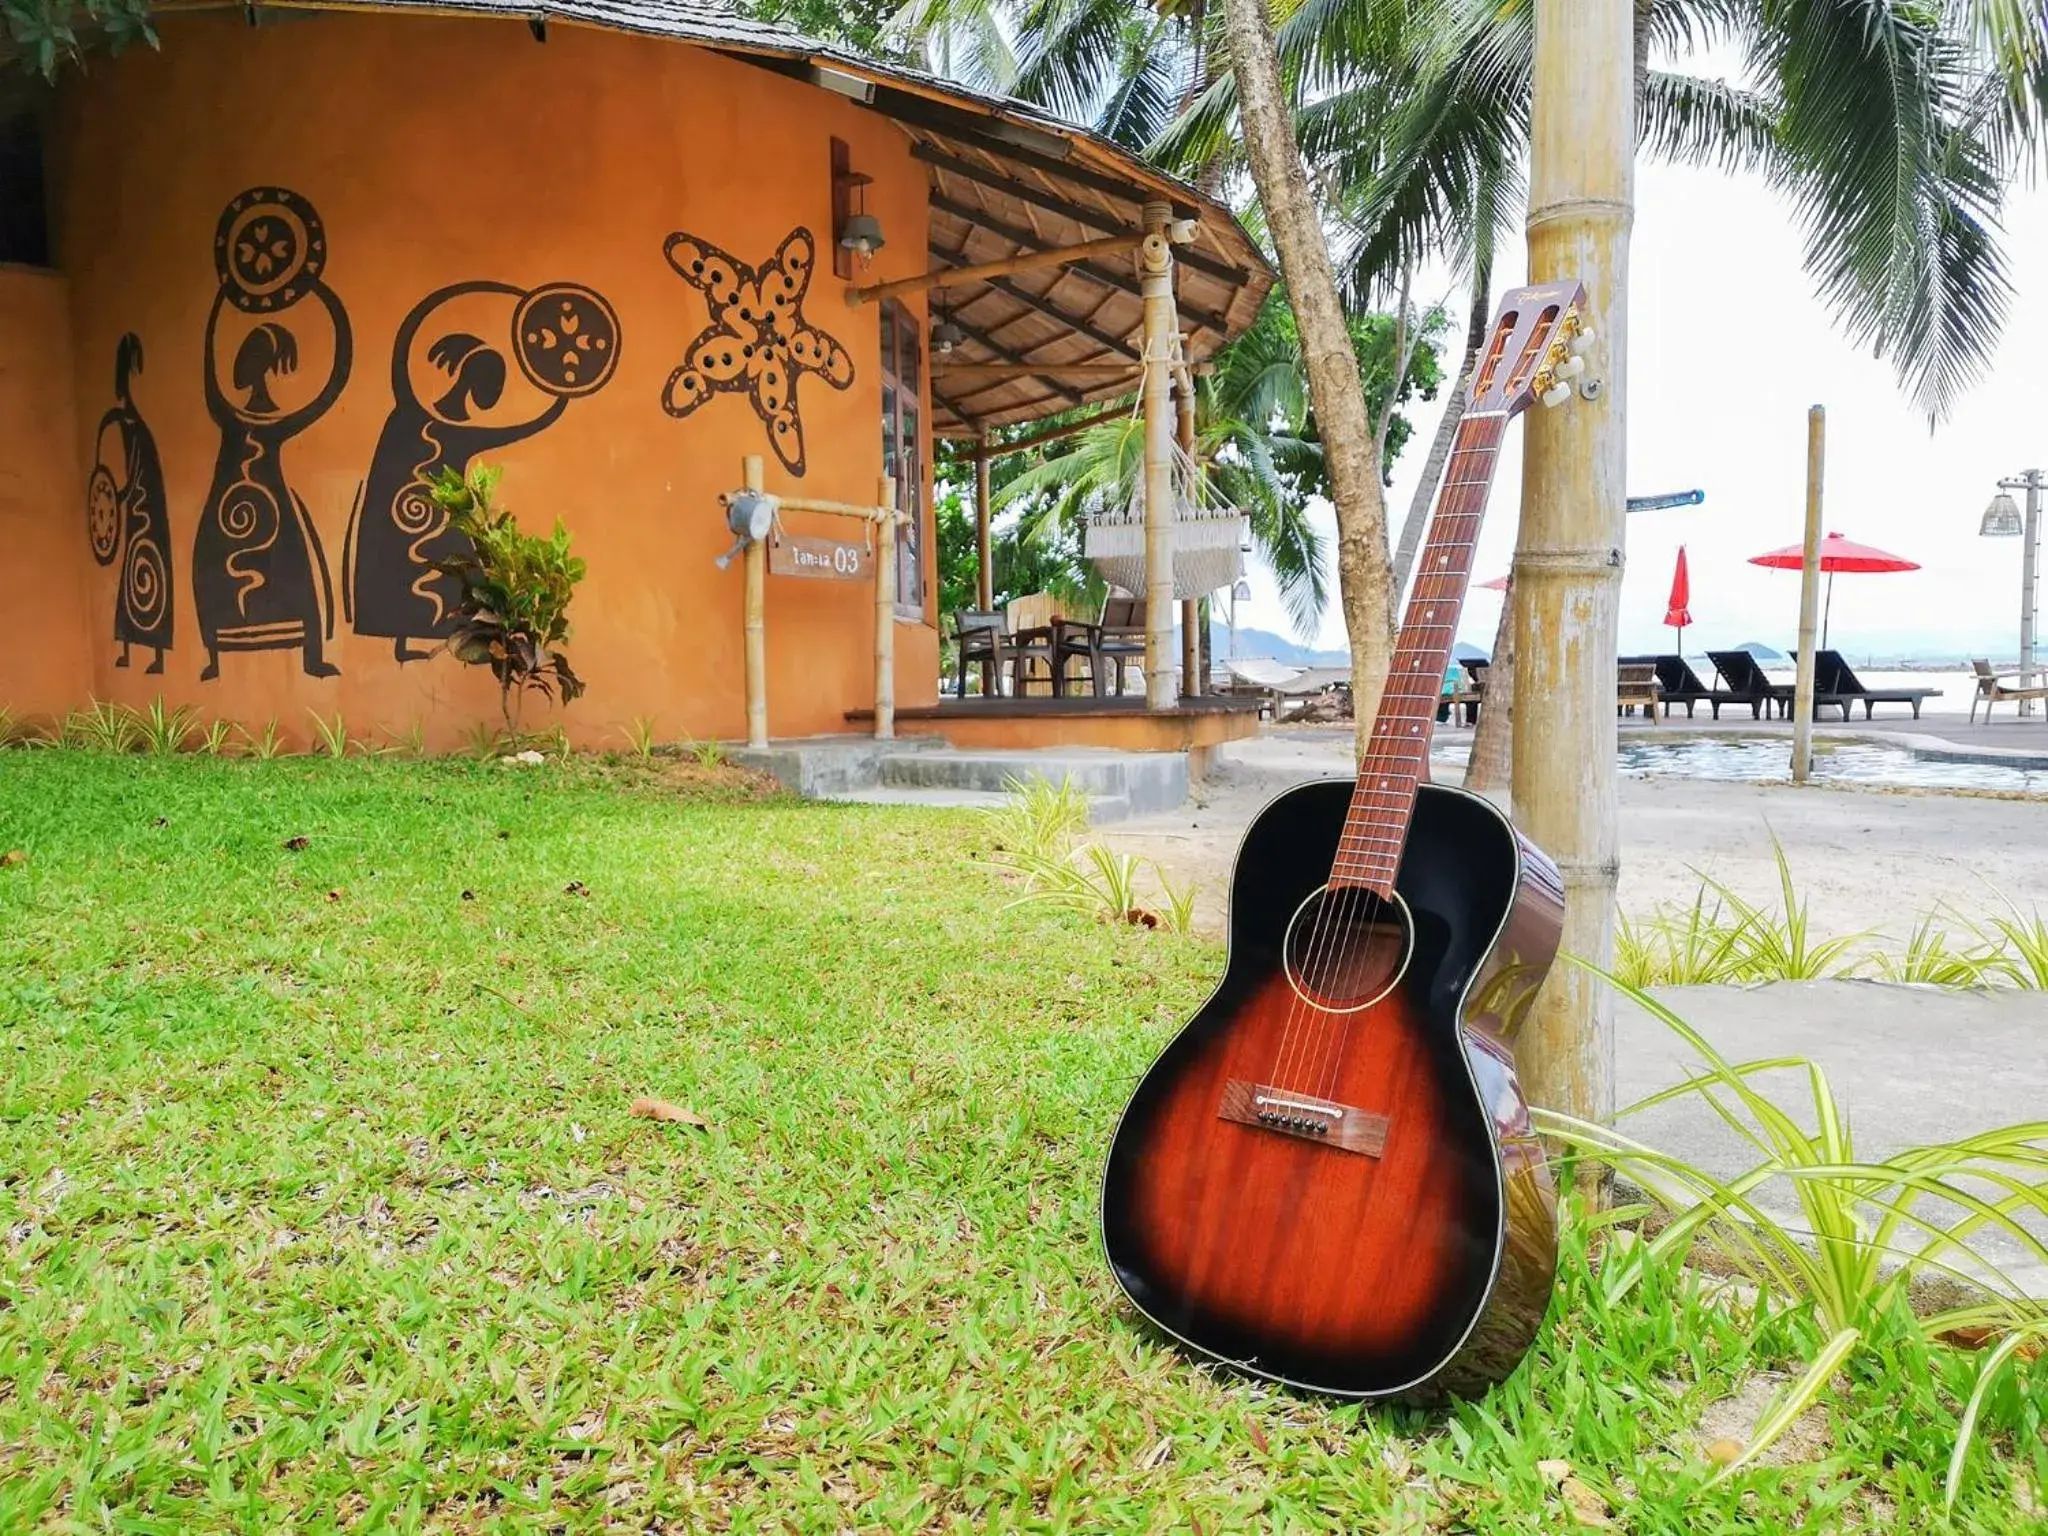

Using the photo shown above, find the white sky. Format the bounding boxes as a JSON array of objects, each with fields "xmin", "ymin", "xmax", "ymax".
[{"xmin": 1235, "ymin": 161, "xmax": 2048, "ymax": 663}]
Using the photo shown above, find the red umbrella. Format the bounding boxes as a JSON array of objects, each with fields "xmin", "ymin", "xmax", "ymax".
[
  {"xmin": 1747, "ymin": 531, "xmax": 1919, "ymax": 649},
  {"xmin": 1663, "ymin": 546, "xmax": 1692, "ymax": 650},
  {"xmin": 1478, "ymin": 573, "xmax": 1511, "ymax": 592}
]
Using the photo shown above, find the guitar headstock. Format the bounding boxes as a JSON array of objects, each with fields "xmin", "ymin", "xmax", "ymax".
[{"xmin": 1466, "ymin": 279, "xmax": 1592, "ymax": 418}]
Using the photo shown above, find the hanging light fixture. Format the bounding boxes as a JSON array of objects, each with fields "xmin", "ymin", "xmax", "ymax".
[
  {"xmin": 1982, "ymin": 491, "xmax": 2024, "ymax": 537},
  {"xmin": 931, "ymin": 293, "xmax": 964, "ymax": 355},
  {"xmin": 837, "ymin": 172, "xmax": 884, "ymax": 262}
]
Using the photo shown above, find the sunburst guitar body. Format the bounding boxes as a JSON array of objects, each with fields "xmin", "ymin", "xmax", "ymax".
[{"xmin": 1100, "ymin": 282, "xmax": 1592, "ymax": 1401}]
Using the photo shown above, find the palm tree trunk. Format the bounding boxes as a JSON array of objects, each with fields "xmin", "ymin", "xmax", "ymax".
[
  {"xmin": 1463, "ymin": 581, "xmax": 1514, "ymax": 794},
  {"xmin": 1392, "ymin": 259, "xmax": 1493, "ymax": 599},
  {"xmin": 1219, "ymin": 0, "xmax": 1396, "ymax": 747},
  {"xmin": 1508, "ymin": 0, "xmax": 1639, "ymax": 1128}
]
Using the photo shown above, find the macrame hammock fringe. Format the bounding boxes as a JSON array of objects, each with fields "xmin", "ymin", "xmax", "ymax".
[{"xmin": 1081, "ymin": 381, "xmax": 1248, "ymax": 600}]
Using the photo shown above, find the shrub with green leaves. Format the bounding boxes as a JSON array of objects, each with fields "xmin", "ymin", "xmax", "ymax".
[{"xmin": 428, "ymin": 462, "xmax": 587, "ymax": 730}]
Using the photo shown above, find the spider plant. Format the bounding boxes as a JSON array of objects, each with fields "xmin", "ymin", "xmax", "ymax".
[
  {"xmin": 1542, "ymin": 961, "xmax": 2048, "ymax": 1491},
  {"xmin": 1701, "ymin": 838, "xmax": 1868, "ymax": 981},
  {"xmin": 1002, "ymin": 843, "xmax": 1164, "ymax": 928},
  {"xmin": 619, "ymin": 716, "xmax": 659, "ymax": 761},
  {"xmin": 462, "ymin": 721, "xmax": 508, "ymax": 760},
  {"xmin": 239, "ymin": 718, "xmax": 287, "ymax": 760},
  {"xmin": 1979, "ymin": 901, "xmax": 2048, "ymax": 990},
  {"xmin": 376, "ymin": 718, "xmax": 427, "ymax": 759},
  {"xmin": 1873, "ymin": 910, "xmax": 2005, "ymax": 989},
  {"xmin": 691, "ymin": 739, "xmax": 728, "ymax": 769},
  {"xmin": 196, "ymin": 719, "xmax": 237, "ymax": 758},
  {"xmin": 985, "ymin": 775, "xmax": 1091, "ymax": 863},
  {"xmin": 307, "ymin": 710, "xmax": 354, "ymax": 760},
  {"xmin": 65, "ymin": 699, "xmax": 142, "ymax": 753},
  {"xmin": 136, "ymin": 696, "xmax": 201, "ymax": 756},
  {"xmin": 1154, "ymin": 866, "xmax": 1198, "ymax": 935},
  {"xmin": 0, "ymin": 706, "xmax": 16, "ymax": 747}
]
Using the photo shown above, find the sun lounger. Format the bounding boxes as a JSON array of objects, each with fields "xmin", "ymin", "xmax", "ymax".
[
  {"xmin": 1807, "ymin": 650, "xmax": 1941, "ymax": 720},
  {"xmin": 1706, "ymin": 650, "xmax": 1794, "ymax": 720},
  {"xmin": 1969, "ymin": 658, "xmax": 2048, "ymax": 723},
  {"xmin": 1621, "ymin": 653, "xmax": 1736, "ymax": 718}
]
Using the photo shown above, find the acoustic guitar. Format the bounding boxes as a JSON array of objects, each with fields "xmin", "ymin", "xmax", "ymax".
[{"xmin": 1100, "ymin": 282, "xmax": 1591, "ymax": 1402}]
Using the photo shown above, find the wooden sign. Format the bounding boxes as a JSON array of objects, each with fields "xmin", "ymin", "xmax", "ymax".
[{"xmin": 769, "ymin": 532, "xmax": 872, "ymax": 581}]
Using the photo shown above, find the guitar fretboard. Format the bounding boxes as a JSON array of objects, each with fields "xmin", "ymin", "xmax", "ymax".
[{"xmin": 1331, "ymin": 413, "xmax": 1508, "ymax": 892}]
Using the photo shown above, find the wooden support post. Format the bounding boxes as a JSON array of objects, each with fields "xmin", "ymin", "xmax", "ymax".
[
  {"xmin": 742, "ymin": 454, "xmax": 769, "ymax": 749},
  {"xmin": 1791, "ymin": 407, "xmax": 1825, "ymax": 781},
  {"xmin": 876, "ymin": 475, "xmax": 897, "ymax": 740},
  {"xmin": 1176, "ymin": 378, "xmax": 1200, "ymax": 696},
  {"xmin": 975, "ymin": 431, "xmax": 994, "ymax": 612},
  {"xmin": 1511, "ymin": 0, "xmax": 1633, "ymax": 1129},
  {"xmin": 1140, "ymin": 202, "xmax": 1178, "ymax": 709}
]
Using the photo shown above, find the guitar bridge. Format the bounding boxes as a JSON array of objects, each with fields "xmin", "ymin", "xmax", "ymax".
[{"xmin": 1218, "ymin": 1079, "xmax": 1388, "ymax": 1157}]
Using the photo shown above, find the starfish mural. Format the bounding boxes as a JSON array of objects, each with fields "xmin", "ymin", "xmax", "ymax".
[{"xmin": 660, "ymin": 226, "xmax": 855, "ymax": 476}]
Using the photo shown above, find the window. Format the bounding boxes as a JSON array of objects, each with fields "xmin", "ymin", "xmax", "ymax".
[
  {"xmin": 879, "ymin": 299, "xmax": 925, "ymax": 618},
  {"xmin": 0, "ymin": 111, "xmax": 50, "ymax": 268}
]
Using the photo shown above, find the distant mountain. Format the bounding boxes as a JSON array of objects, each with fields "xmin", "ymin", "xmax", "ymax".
[
  {"xmin": 1736, "ymin": 640, "xmax": 1787, "ymax": 660},
  {"xmin": 1194, "ymin": 622, "xmax": 1349, "ymax": 667}
]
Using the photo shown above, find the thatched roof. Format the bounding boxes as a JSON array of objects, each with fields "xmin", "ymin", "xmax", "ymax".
[{"xmin": 150, "ymin": 0, "xmax": 1277, "ymax": 435}]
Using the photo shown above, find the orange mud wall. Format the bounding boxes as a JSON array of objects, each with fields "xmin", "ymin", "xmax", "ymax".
[
  {"xmin": 0, "ymin": 266, "xmax": 91, "ymax": 715},
  {"xmin": 31, "ymin": 11, "xmax": 934, "ymax": 746}
]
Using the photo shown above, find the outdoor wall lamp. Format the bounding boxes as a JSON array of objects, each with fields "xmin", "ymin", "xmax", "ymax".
[
  {"xmin": 931, "ymin": 298, "xmax": 964, "ymax": 355},
  {"xmin": 714, "ymin": 488, "xmax": 780, "ymax": 570},
  {"xmin": 836, "ymin": 172, "xmax": 884, "ymax": 262},
  {"xmin": 1981, "ymin": 473, "xmax": 2043, "ymax": 712}
]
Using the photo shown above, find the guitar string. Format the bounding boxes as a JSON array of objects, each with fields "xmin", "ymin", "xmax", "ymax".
[
  {"xmin": 1308, "ymin": 422, "xmax": 1504, "ymax": 1106},
  {"xmin": 1288, "ymin": 420, "xmax": 1500, "ymax": 1103},
  {"xmin": 1268, "ymin": 416, "xmax": 1500, "ymax": 1102}
]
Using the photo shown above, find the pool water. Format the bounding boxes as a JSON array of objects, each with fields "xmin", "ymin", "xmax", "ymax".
[{"xmin": 1616, "ymin": 736, "xmax": 2048, "ymax": 795}]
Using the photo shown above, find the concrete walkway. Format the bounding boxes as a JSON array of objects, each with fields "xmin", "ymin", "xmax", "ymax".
[{"xmin": 1614, "ymin": 982, "xmax": 2048, "ymax": 1297}]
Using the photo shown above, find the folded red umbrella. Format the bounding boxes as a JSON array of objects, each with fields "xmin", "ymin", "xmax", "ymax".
[{"xmin": 1664, "ymin": 546, "xmax": 1692, "ymax": 632}]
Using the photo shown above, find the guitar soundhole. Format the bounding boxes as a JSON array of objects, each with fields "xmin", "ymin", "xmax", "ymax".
[{"xmin": 1282, "ymin": 885, "xmax": 1414, "ymax": 1013}]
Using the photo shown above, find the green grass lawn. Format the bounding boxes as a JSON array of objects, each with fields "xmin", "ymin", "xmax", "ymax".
[{"xmin": 1, "ymin": 753, "xmax": 2042, "ymax": 1532}]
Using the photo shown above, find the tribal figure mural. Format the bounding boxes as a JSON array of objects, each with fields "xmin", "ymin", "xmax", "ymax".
[
  {"xmin": 192, "ymin": 187, "xmax": 352, "ymax": 680},
  {"xmin": 345, "ymin": 279, "xmax": 619, "ymax": 661},
  {"xmin": 86, "ymin": 333, "xmax": 175, "ymax": 673},
  {"xmin": 661, "ymin": 226, "xmax": 853, "ymax": 476}
]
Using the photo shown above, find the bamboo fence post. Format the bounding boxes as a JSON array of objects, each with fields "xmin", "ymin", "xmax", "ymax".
[
  {"xmin": 975, "ymin": 430, "xmax": 993, "ymax": 613},
  {"xmin": 1511, "ymin": 0, "xmax": 1634, "ymax": 1127},
  {"xmin": 1140, "ymin": 202, "xmax": 1178, "ymax": 708},
  {"xmin": 875, "ymin": 475, "xmax": 898, "ymax": 740},
  {"xmin": 742, "ymin": 453, "xmax": 769, "ymax": 749},
  {"xmin": 1791, "ymin": 407, "xmax": 1825, "ymax": 780},
  {"xmin": 1176, "ymin": 379, "xmax": 1201, "ymax": 694}
]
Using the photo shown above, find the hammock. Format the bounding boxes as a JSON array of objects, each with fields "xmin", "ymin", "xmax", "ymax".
[{"xmin": 1082, "ymin": 439, "xmax": 1248, "ymax": 600}]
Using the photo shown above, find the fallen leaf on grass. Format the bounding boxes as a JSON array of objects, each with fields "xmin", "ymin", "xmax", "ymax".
[
  {"xmin": 1536, "ymin": 1460, "xmax": 1571, "ymax": 1486},
  {"xmin": 1703, "ymin": 1437, "xmax": 1743, "ymax": 1466},
  {"xmin": 325, "ymin": 889, "xmax": 342, "ymax": 902},
  {"xmin": 0, "ymin": 850, "xmax": 25, "ymax": 868},
  {"xmin": 630, "ymin": 1097, "xmax": 706, "ymax": 1127},
  {"xmin": 1243, "ymin": 1416, "xmax": 1269, "ymax": 1455},
  {"xmin": 283, "ymin": 836, "xmax": 310, "ymax": 852},
  {"xmin": 565, "ymin": 880, "xmax": 589, "ymax": 896},
  {"xmin": 1139, "ymin": 1436, "xmax": 1173, "ymax": 1470},
  {"xmin": 1560, "ymin": 1475, "xmax": 1614, "ymax": 1528}
]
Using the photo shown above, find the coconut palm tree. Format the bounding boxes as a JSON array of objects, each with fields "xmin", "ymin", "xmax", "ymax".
[{"xmin": 977, "ymin": 289, "xmax": 1444, "ymax": 638}]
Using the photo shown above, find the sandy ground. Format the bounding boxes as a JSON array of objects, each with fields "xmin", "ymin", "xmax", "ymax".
[{"xmin": 1106, "ymin": 728, "xmax": 2048, "ymax": 937}]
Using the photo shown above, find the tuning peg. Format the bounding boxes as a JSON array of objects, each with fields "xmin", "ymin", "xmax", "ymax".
[
  {"xmin": 1574, "ymin": 325, "xmax": 1596, "ymax": 348},
  {"xmin": 1540, "ymin": 381, "xmax": 1573, "ymax": 408},
  {"xmin": 1554, "ymin": 355, "xmax": 1585, "ymax": 381}
]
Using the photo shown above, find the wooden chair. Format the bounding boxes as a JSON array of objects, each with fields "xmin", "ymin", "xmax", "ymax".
[
  {"xmin": 1622, "ymin": 653, "xmax": 1735, "ymax": 718},
  {"xmin": 1969, "ymin": 658, "xmax": 2048, "ymax": 723},
  {"xmin": 1617, "ymin": 661, "xmax": 1664, "ymax": 721},
  {"xmin": 952, "ymin": 610, "xmax": 1014, "ymax": 698},
  {"xmin": 1095, "ymin": 595, "xmax": 1148, "ymax": 695}
]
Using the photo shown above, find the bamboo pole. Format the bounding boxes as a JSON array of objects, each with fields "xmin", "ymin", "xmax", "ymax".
[
  {"xmin": 1177, "ymin": 379, "xmax": 1201, "ymax": 696},
  {"xmin": 847, "ymin": 232, "xmax": 1148, "ymax": 306},
  {"xmin": 742, "ymin": 454, "xmax": 769, "ymax": 749},
  {"xmin": 970, "ymin": 402, "xmax": 1132, "ymax": 459},
  {"xmin": 975, "ymin": 430, "xmax": 994, "ymax": 611},
  {"xmin": 1791, "ymin": 407, "xmax": 1825, "ymax": 781},
  {"xmin": 1140, "ymin": 203, "xmax": 1178, "ymax": 709},
  {"xmin": 876, "ymin": 475, "xmax": 898, "ymax": 740},
  {"xmin": 1511, "ymin": 0, "xmax": 1634, "ymax": 1128},
  {"xmin": 934, "ymin": 363, "xmax": 1142, "ymax": 382}
]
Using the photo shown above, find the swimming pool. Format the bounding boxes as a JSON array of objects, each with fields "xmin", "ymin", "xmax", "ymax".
[{"xmin": 1616, "ymin": 736, "xmax": 2048, "ymax": 794}]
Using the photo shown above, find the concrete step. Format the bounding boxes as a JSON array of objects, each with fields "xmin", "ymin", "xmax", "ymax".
[
  {"xmin": 729, "ymin": 735, "xmax": 940, "ymax": 797},
  {"xmin": 876, "ymin": 747, "xmax": 1186, "ymax": 819}
]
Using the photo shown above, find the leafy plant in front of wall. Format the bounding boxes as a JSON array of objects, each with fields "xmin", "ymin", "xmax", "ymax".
[{"xmin": 428, "ymin": 462, "xmax": 587, "ymax": 732}]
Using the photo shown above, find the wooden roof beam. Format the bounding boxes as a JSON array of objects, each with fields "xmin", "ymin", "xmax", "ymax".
[
  {"xmin": 929, "ymin": 247, "xmax": 1141, "ymax": 361},
  {"xmin": 944, "ymin": 313, "xmax": 1090, "ymax": 408},
  {"xmin": 911, "ymin": 143, "xmax": 1250, "ymax": 289},
  {"xmin": 971, "ymin": 401, "xmax": 1136, "ymax": 459},
  {"xmin": 847, "ymin": 231, "xmax": 1147, "ymax": 307},
  {"xmin": 929, "ymin": 191, "xmax": 1233, "ymax": 335},
  {"xmin": 935, "ymin": 362, "xmax": 1140, "ymax": 382}
]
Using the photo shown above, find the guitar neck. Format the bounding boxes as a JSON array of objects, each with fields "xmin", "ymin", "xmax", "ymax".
[{"xmin": 1332, "ymin": 413, "xmax": 1509, "ymax": 892}]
